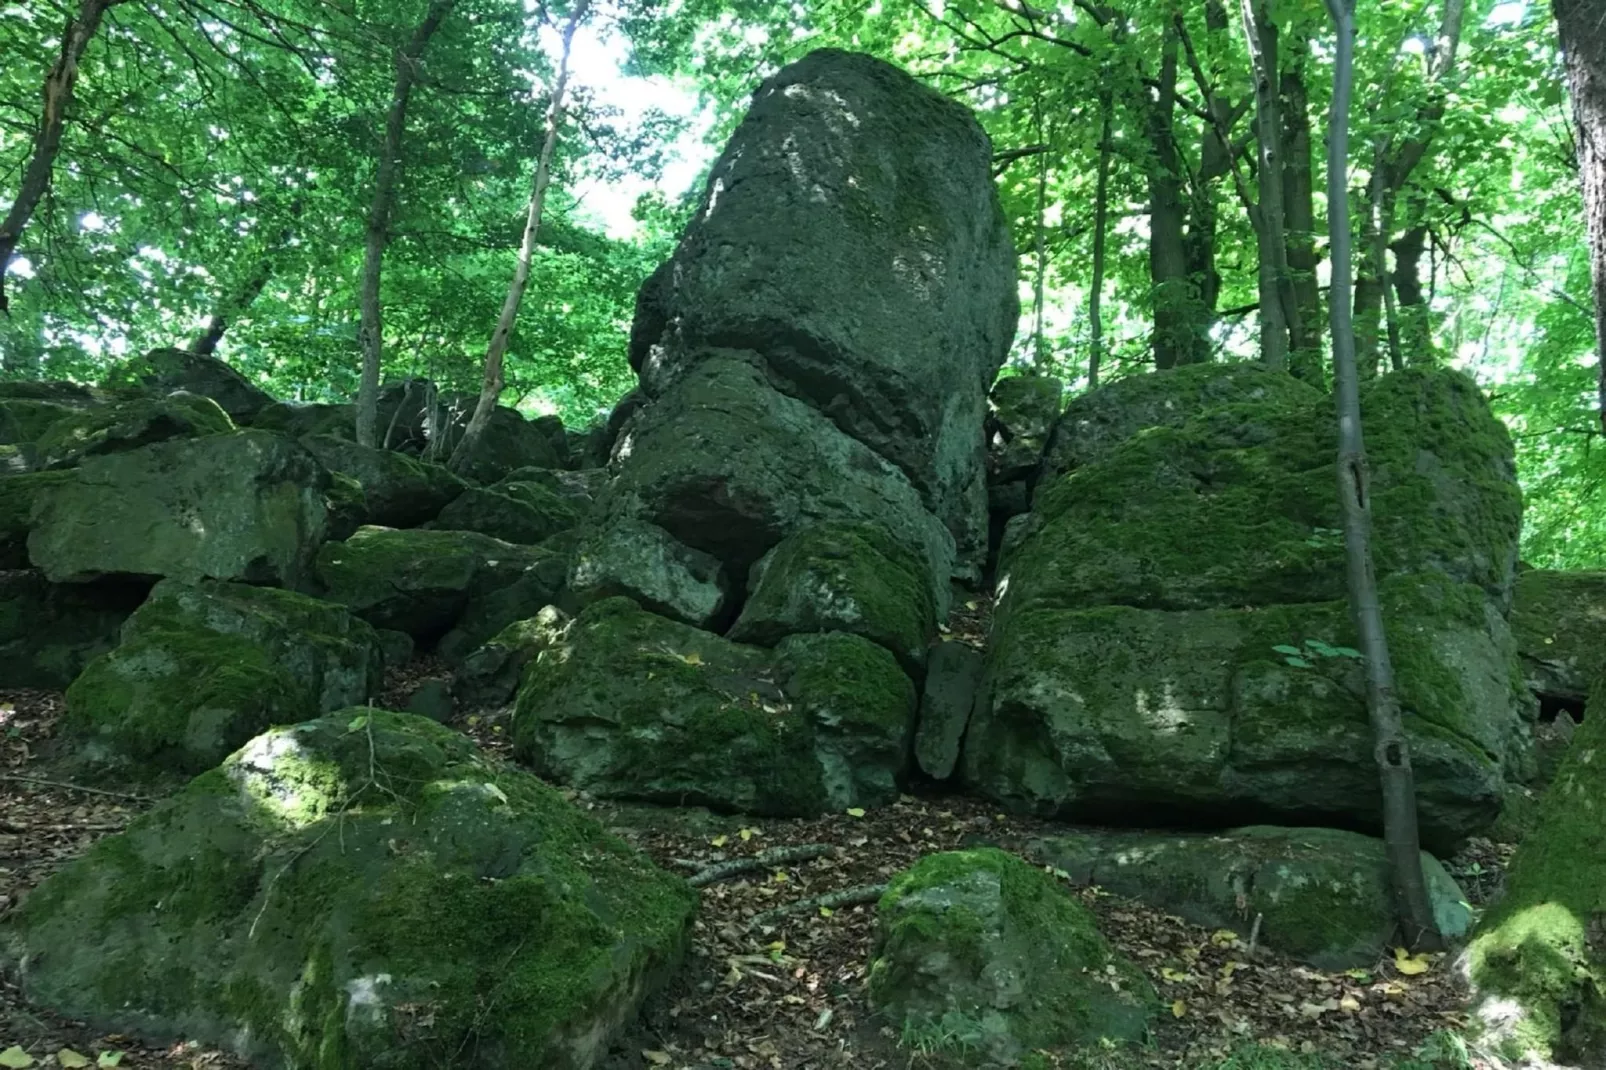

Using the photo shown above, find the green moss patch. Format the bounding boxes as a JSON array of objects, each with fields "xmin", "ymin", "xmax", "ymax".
[{"xmin": 2, "ymin": 710, "xmax": 696, "ymax": 1070}]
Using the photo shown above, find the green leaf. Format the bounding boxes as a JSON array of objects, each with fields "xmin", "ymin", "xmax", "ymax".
[
  {"xmin": 1271, "ymin": 644, "xmax": 1303, "ymax": 655},
  {"xmin": 0, "ymin": 1048, "xmax": 35, "ymax": 1069}
]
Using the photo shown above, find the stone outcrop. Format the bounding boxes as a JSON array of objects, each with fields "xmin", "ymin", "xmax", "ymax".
[
  {"xmin": 1511, "ymin": 567, "xmax": 1606, "ymax": 706},
  {"xmin": 616, "ymin": 48, "xmax": 1017, "ymax": 586},
  {"xmin": 1, "ymin": 711, "xmax": 696, "ymax": 1070},
  {"xmin": 0, "ymin": 571, "xmax": 147, "ymax": 689},
  {"xmin": 27, "ymin": 429, "xmax": 330, "ymax": 588},
  {"xmin": 103, "ymin": 347, "xmax": 273, "ymax": 421},
  {"xmin": 971, "ymin": 366, "xmax": 1529, "ymax": 852},
  {"xmin": 513, "ymin": 597, "xmax": 916, "ymax": 816},
  {"xmin": 299, "ymin": 433, "xmax": 466, "ymax": 529}
]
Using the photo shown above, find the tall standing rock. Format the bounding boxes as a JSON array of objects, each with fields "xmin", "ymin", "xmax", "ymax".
[{"xmin": 626, "ymin": 49, "xmax": 1018, "ymax": 581}]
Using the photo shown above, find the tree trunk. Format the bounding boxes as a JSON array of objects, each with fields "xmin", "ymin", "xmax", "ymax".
[
  {"xmin": 189, "ymin": 211, "xmax": 300, "ymax": 356},
  {"xmin": 1552, "ymin": 0, "xmax": 1606, "ymax": 437},
  {"xmin": 1089, "ymin": 86, "xmax": 1113, "ymax": 390},
  {"xmin": 1032, "ymin": 99, "xmax": 1050, "ymax": 370},
  {"xmin": 0, "ymin": 0, "xmax": 124, "ymax": 315},
  {"xmin": 1281, "ymin": 33, "xmax": 1323, "ymax": 381},
  {"xmin": 1355, "ymin": 163, "xmax": 1389, "ymax": 379},
  {"xmin": 1391, "ymin": 222, "xmax": 1431, "ymax": 364},
  {"xmin": 1240, "ymin": 0, "xmax": 1294, "ymax": 371},
  {"xmin": 450, "ymin": 0, "xmax": 589, "ymax": 473},
  {"xmin": 355, "ymin": 0, "xmax": 457, "ymax": 448},
  {"xmin": 1147, "ymin": 23, "xmax": 1197, "ymax": 370},
  {"xmin": 1324, "ymin": 0, "xmax": 1445, "ymax": 953}
]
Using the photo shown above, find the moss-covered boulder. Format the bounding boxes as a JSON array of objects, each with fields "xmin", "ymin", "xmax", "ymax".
[
  {"xmin": 1030, "ymin": 827, "xmax": 1470, "ymax": 970},
  {"xmin": 61, "ymin": 579, "xmax": 382, "ymax": 776},
  {"xmin": 968, "ymin": 573, "xmax": 1528, "ymax": 853},
  {"xmin": 0, "ymin": 711, "xmax": 697, "ymax": 1070},
  {"xmin": 447, "ymin": 405, "xmax": 563, "ymax": 485},
  {"xmin": 729, "ymin": 521, "xmax": 937, "ymax": 676},
  {"xmin": 1037, "ymin": 362, "xmax": 1324, "ymax": 491},
  {"xmin": 103, "ymin": 347, "xmax": 273, "ymax": 421},
  {"xmin": 869, "ymin": 848, "xmax": 1155, "ymax": 1064},
  {"xmin": 631, "ymin": 49, "xmax": 1017, "ymax": 578},
  {"xmin": 1, "ymin": 397, "xmax": 85, "ymax": 448},
  {"xmin": 0, "ymin": 469, "xmax": 73, "ymax": 568},
  {"xmin": 27, "ymin": 430, "xmax": 329, "ymax": 587},
  {"xmin": 514, "ymin": 597, "xmax": 915, "ymax": 815},
  {"xmin": 430, "ymin": 482, "xmax": 579, "ymax": 545},
  {"xmin": 568, "ymin": 518, "xmax": 730, "ymax": 629},
  {"xmin": 315, "ymin": 525, "xmax": 560, "ymax": 645},
  {"xmin": 603, "ymin": 356, "xmax": 957, "ymax": 615},
  {"xmin": 436, "ymin": 544, "xmax": 570, "ymax": 664},
  {"xmin": 1010, "ymin": 369, "xmax": 1521, "ymax": 613},
  {"xmin": 1512, "ymin": 568, "xmax": 1606, "ymax": 705},
  {"xmin": 1464, "ymin": 681, "xmax": 1606, "ymax": 1066},
  {"xmin": 988, "ymin": 374, "xmax": 1063, "ymax": 484},
  {"xmin": 250, "ymin": 400, "xmax": 357, "ymax": 440},
  {"xmin": 0, "ymin": 571, "xmax": 148, "ymax": 689},
  {"xmin": 32, "ymin": 391, "xmax": 235, "ymax": 470},
  {"xmin": 453, "ymin": 608, "xmax": 570, "ymax": 709},
  {"xmin": 299, "ymin": 433, "xmax": 466, "ymax": 529}
]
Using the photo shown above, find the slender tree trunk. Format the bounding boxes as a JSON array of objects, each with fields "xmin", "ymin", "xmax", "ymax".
[
  {"xmin": 1355, "ymin": 163, "xmax": 1389, "ymax": 379},
  {"xmin": 1032, "ymin": 99, "xmax": 1050, "ymax": 370},
  {"xmin": 1324, "ymin": 0, "xmax": 1444, "ymax": 953},
  {"xmin": 1089, "ymin": 86, "xmax": 1113, "ymax": 390},
  {"xmin": 1147, "ymin": 22, "xmax": 1196, "ymax": 370},
  {"xmin": 451, "ymin": 0, "xmax": 589, "ymax": 473},
  {"xmin": 1281, "ymin": 33, "xmax": 1323, "ymax": 381},
  {"xmin": 0, "ymin": 0, "xmax": 124, "ymax": 315},
  {"xmin": 1180, "ymin": 0, "xmax": 1234, "ymax": 366},
  {"xmin": 189, "ymin": 210, "xmax": 300, "ymax": 356},
  {"xmin": 355, "ymin": 0, "xmax": 457, "ymax": 448},
  {"xmin": 1240, "ymin": 0, "xmax": 1294, "ymax": 370},
  {"xmin": 1552, "ymin": 0, "xmax": 1606, "ymax": 437}
]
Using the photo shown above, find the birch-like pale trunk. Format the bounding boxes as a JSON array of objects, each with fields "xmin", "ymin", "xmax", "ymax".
[{"xmin": 450, "ymin": 0, "xmax": 589, "ymax": 473}]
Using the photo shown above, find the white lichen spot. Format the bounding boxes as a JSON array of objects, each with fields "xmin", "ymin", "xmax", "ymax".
[{"xmin": 344, "ymin": 974, "xmax": 393, "ymax": 1029}]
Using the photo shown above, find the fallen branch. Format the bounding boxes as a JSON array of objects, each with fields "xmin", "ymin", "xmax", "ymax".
[
  {"xmin": 0, "ymin": 774, "xmax": 149, "ymax": 801},
  {"xmin": 688, "ymin": 844, "xmax": 837, "ymax": 888},
  {"xmin": 750, "ymin": 883, "xmax": 888, "ymax": 928}
]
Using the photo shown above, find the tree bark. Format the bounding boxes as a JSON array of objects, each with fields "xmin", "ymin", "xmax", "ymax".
[
  {"xmin": 1552, "ymin": 0, "xmax": 1606, "ymax": 437},
  {"xmin": 1032, "ymin": 99, "xmax": 1050, "ymax": 370},
  {"xmin": 355, "ymin": 0, "xmax": 457, "ymax": 448},
  {"xmin": 1240, "ymin": 0, "xmax": 1295, "ymax": 371},
  {"xmin": 450, "ymin": 0, "xmax": 589, "ymax": 473},
  {"xmin": 0, "ymin": 0, "xmax": 124, "ymax": 316},
  {"xmin": 189, "ymin": 209, "xmax": 300, "ymax": 357},
  {"xmin": 1147, "ymin": 22, "xmax": 1198, "ymax": 370},
  {"xmin": 1324, "ymin": 0, "xmax": 1445, "ymax": 953},
  {"xmin": 1281, "ymin": 32, "xmax": 1323, "ymax": 381},
  {"xmin": 1391, "ymin": 222, "xmax": 1431, "ymax": 364},
  {"xmin": 1089, "ymin": 85, "xmax": 1113, "ymax": 389}
]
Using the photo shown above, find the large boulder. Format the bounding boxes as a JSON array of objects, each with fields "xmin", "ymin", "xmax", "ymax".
[
  {"xmin": 1008, "ymin": 368, "xmax": 1523, "ymax": 613},
  {"xmin": 61, "ymin": 579, "xmax": 381, "ymax": 776},
  {"xmin": 0, "ymin": 470, "xmax": 73, "ymax": 568},
  {"xmin": 431, "ymin": 482, "xmax": 580, "ymax": 546},
  {"xmin": 27, "ymin": 430, "xmax": 329, "ymax": 588},
  {"xmin": 567, "ymin": 518, "xmax": 730, "ymax": 629},
  {"xmin": 299, "ymin": 433, "xmax": 466, "ymax": 528},
  {"xmin": 445, "ymin": 406, "xmax": 563, "ymax": 485},
  {"xmin": 729, "ymin": 520, "xmax": 937, "ymax": 676},
  {"xmin": 603, "ymin": 357, "xmax": 955, "ymax": 615},
  {"xmin": 969, "ymin": 574, "xmax": 1527, "ymax": 853},
  {"xmin": 987, "ymin": 373, "xmax": 1063, "ymax": 485},
  {"xmin": 250, "ymin": 399, "xmax": 356, "ymax": 440},
  {"xmin": 0, "ymin": 571, "xmax": 148, "ymax": 689},
  {"xmin": 513, "ymin": 597, "xmax": 916, "ymax": 816},
  {"xmin": 1030, "ymin": 826, "xmax": 1471, "ymax": 970},
  {"xmin": 0, "ymin": 711, "xmax": 697, "ymax": 1070},
  {"xmin": 1511, "ymin": 568, "xmax": 1606, "ymax": 706},
  {"xmin": 453, "ymin": 607, "xmax": 570, "ymax": 709},
  {"xmin": 628, "ymin": 48, "xmax": 1017, "ymax": 580},
  {"xmin": 975, "ymin": 366, "xmax": 1528, "ymax": 853},
  {"xmin": 1465, "ymin": 680, "xmax": 1606, "ymax": 1066},
  {"xmin": 103, "ymin": 347, "xmax": 273, "ymax": 420},
  {"xmin": 868, "ymin": 848, "xmax": 1155, "ymax": 1064},
  {"xmin": 31, "ymin": 391, "xmax": 235, "ymax": 470},
  {"xmin": 314, "ymin": 525, "xmax": 564, "ymax": 649},
  {"xmin": 1037, "ymin": 361, "xmax": 1322, "ymax": 492}
]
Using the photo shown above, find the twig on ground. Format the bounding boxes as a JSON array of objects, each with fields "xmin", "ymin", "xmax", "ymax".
[
  {"xmin": 749, "ymin": 883, "xmax": 888, "ymax": 928},
  {"xmin": 688, "ymin": 844, "xmax": 838, "ymax": 888},
  {"xmin": 0, "ymin": 774, "xmax": 148, "ymax": 801}
]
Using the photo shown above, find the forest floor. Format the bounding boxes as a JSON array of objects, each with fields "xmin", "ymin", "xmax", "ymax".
[{"xmin": 0, "ymin": 595, "xmax": 1525, "ymax": 1070}]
